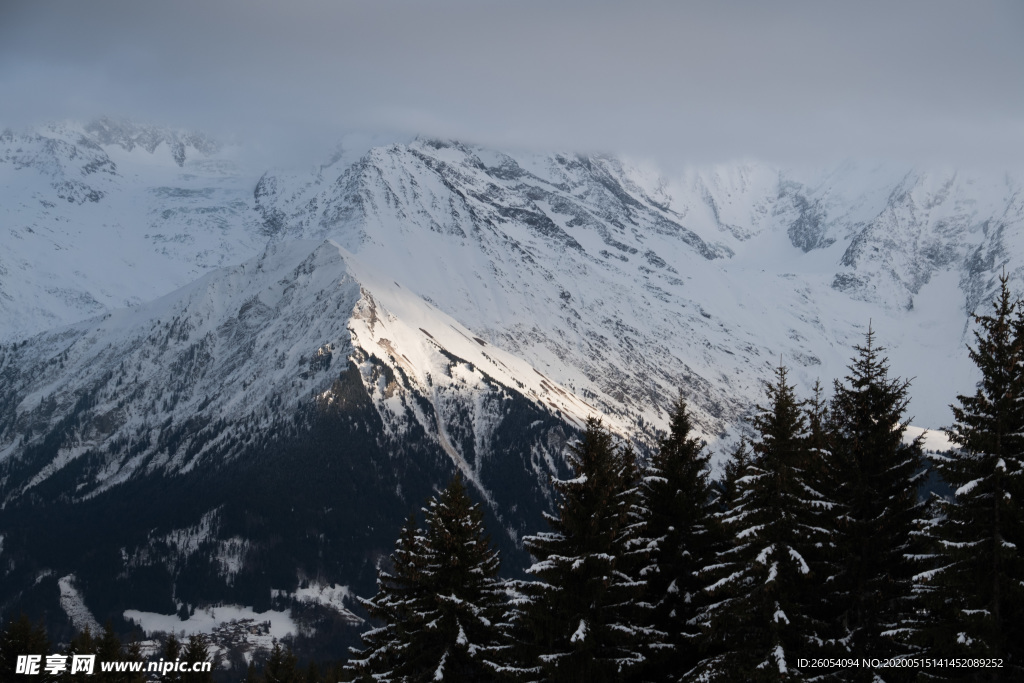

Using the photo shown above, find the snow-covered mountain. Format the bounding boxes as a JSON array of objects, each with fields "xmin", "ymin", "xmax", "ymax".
[
  {"xmin": 0, "ymin": 237, "xmax": 579, "ymax": 655},
  {"xmin": 1, "ymin": 120, "xmax": 1021, "ymax": 651},
  {"xmin": 5, "ymin": 123, "xmax": 1022, "ymax": 436},
  {"xmin": 251, "ymin": 140, "xmax": 1023, "ymax": 434},
  {"xmin": 0, "ymin": 119, "xmax": 265, "ymax": 341},
  {"xmin": 0, "ymin": 237, "xmax": 596, "ymax": 501}
]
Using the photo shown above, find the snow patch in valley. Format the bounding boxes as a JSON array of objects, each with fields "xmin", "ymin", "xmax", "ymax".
[
  {"xmin": 58, "ymin": 575, "xmax": 102, "ymax": 634},
  {"xmin": 123, "ymin": 604, "xmax": 295, "ymax": 642}
]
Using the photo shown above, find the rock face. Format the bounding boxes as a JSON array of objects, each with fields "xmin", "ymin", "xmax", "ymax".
[{"xmin": 1, "ymin": 122, "xmax": 1023, "ymax": 653}]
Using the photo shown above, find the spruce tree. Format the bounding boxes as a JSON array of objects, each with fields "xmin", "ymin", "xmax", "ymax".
[
  {"xmin": 348, "ymin": 513, "xmax": 425, "ymax": 680},
  {"xmin": 512, "ymin": 417, "xmax": 654, "ymax": 682},
  {"xmin": 94, "ymin": 623, "xmax": 124, "ymax": 683},
  {"xmin": 916, "ymin": 274, "xmax": 1024, "ymax": 680},
  {"xmin": 802, "ymin": 379, "xmax": 844, "ymax": 652},
  {"xmin": 124, "ymin": 640, "xmax": 147, "ymax": 683},
  {"xmin": 263, "ymin": 642, "xmax": 298, "ymax": 683},
  {"xmin": 182, "ymin": 635, "xmax": 213, "ymax": 683},
  {"xmin": 159, "ymin": 634, "xmax": 182, "ymax": 683},
  {"xmin": 63, "ymin": 626, "xmax": 99, "ymax": 683},
  {"xmin": 303, "ymin": 660, "xmax": 320, "ymax": 683},
  {"xmin": 245, "ymin": 661, "xmax": 260, "ymax": 683},
  {"xmin": 638, "ymin": 397, "xmax": 719, "ymax": 681},
  {"xmin": 348, "ymin": 474, "xmax": 506, "ymax": 681},
  {"xmin": 0, "ymin": 614, "xmax": 49, "ymax": 683},
  {"xmin": 696, "ymin": 365, "xmax": 832, "ymax": 681},
  {"xmin": 719, "ymin": 438, "xmax": 752, "ymax": 513},
  {"xmin": 827, "ymin": 326, "xmax": 926, "ymax": 679},
  {"xmin": 804, "ymin": 380, "xmax": 834, "ymax": 496}
]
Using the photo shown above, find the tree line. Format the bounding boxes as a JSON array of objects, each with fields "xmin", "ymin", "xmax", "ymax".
[
  {"xmin": 2, "ymin": 277, "xmax": 1020, "ymax": 683},
  {"xmin": 346, "ymin": 275, "xmax": 1024, "ymax": 682},
  {"xmin": 0, "ymin": 618, "xmax": 211, "ymax": 683}
]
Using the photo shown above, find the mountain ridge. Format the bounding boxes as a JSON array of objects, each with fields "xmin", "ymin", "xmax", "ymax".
[
  {"xmin": 1, "ymin": 119, "xmax": 1021, "ymax": 652},
  {"xmin": 5, "ymin": 121, "xmax": 1024, "ymax": 441}
]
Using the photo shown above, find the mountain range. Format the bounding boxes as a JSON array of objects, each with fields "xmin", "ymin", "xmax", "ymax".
[{"xmin": 1, "ymin": 119, "xmax": 1020, "ymax": 659}]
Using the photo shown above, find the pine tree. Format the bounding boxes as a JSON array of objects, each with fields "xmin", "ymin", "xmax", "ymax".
[
  {"xmin": 159, "ymin": 634, "xmax": 182, "ymax": 683},
  {"xmin": 263, "ymin": 642, "xmax": 298, "ymax": 683},
  {"xmin": 63, "ymin": 626, "xmax": 98, "ymax": 683},
  {"xmin": 719, "ymin": 438, "xmax": 752, "ymax": 513},
  {"xmin": 416, "ymin": 474, "xmax": 507, "ymax": 680},
  {"xmin": 0, "ymin": 614, "xmax": 50, "ymax": 683},
  {"xmin": 348, "ymin": 474, "xmax": 506, "ymax": 681},
  {"xmin": 348, "ymin": 513, "xmax": 426, "ymax": 681},
  {"xmin": 245, "ymin": 661, "xmax": 260, "ymax": 683},
  {"xmin": 94, "ymin": 622, "xmax": 124, "ymax": 683},
  {"xmin": 800, "ymin": 379, "xmax": 847, "ymax": 668},
  {"xmin": 915, "ymin": 274, "xmax": 1024, "ymax": 680},
  {"xmin": 827, "ymin": 326, "xmax": 926, "ymax": 679},
  {"xmin": 512, "ymin": 417, "xmax": 654, "ymax": 682},
  {"xmin": 638, "ymin": 396, "xmax": 720, "ymax": 681},
  {"xmin": 303, "ymin": 660, "xmax": 320, "ymax": 683},
  {"xmin": 804, "ymin": 380, "xmax": 833, "ymax": 497},
  {"xmin": 182, "ymin": 635, "xmax": 213, "ymax": 683},
  {"xmin": 123, "ymin": 640, "xmax": 147, "ymax": 683},
  {"xmin": 697, "ymin": 365, "xmax": 833, "ymax": 681}
]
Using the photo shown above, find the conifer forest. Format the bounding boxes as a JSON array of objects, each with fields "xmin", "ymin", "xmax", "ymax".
[
  {"xmin": 345, "ymin": 276, "xmax": 1024, "ymax": 682},
  {"xmin": 9, "ymin": 279, "xmax": 1018, "ymax": 683},
  {"xmin": 5, "ymin": 4, "xmax": 1024, "ymax": 683}
]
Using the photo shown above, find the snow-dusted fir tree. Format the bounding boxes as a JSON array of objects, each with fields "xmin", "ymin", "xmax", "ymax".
[
  {"xmin": 804, "ymin": 380, "xmax": 834, "ymax": 500},
  {"xmin": 696, "ymin": 365, "xmax": 833, "ymax": 681},
  {"xmin": 638, "ymin": 397, "xmax": 720, "ymax": 681},
  {"xmin": 348, "ymin": 515, "xmax": 427, "ymax": 681},
  {"xmin": 802, "ymin": 378, "xmax": 844, "ymax": 633},
  {"xmin": 827, "ymin": 327, "xmax": 926, "ymax": 677},
  {"xmin": 915, "ymin": 274, "xmax": 1024, "ymax": 680},
  {"xmin": 511, "ymin": 417, "xmax": 655, "ymax": 682},
  {"xmin": 348, "ymin": 475, "xmax": 506, "ymax": 682},
  {"xmin": 719, "ymin": 438, "xmax": 752, "ymax": 513}
]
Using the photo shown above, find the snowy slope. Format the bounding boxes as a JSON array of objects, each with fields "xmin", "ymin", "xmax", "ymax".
[
  {"xmin": 4, "ymin": 126, "xmax": 1024, "ymax": 444},
  {"xmin": 0, "ymin": 237, "xmax": 584, "ymax": 652},
  {"xmin": 254, "ymin": 140, "xmax": 1024, "ymax": 435},
  {"xmin": 0, "ymin": 119, "xmax": 265, "ymax": 341},
  {"xmin": 0, "ymin": 238, "xmax": 594, "ymax": 498}
]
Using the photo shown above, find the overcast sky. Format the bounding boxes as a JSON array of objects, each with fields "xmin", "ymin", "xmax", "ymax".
[{"xmin": 2, "ymin": 0, "xmax": 1022, "ymax": 168}]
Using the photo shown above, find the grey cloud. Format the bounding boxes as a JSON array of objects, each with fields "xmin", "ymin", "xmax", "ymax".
[{"xmin": 2, "ymin": 0, "xmax": 1022, "ymax": 167}]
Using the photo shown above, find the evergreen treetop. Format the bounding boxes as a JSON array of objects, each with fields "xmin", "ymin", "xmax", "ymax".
[
  {"xmin": 697, "ymin": 365, "xmax": 832, "ymax": 681},
  {"xmin": 638, "ymin": 396, "xmax": 719, "ymax": 681},
  {"xmin": 0, "ymin": 614, "xmax": 50, "ymax": 683},
  {"xmin": 262, "ymin": 642, "xmax": 298, "ymax": 683},
  {"xmin": 827, "ymin": 325, "xmax": 926, "ymax": 677},
  {"xmin": 159, "ymin": 634, "xmax": 182, "ymax": 683},
  {"xmin": 916, "ymin": 273, "xmax": 1024, "ymax": 679},
  {"xmin": 348, "ymin": 474, "xmax": 505, "ymax": 682},
  {"xmin": 514, "ymin": 417, "xmax": 655, "ymax": 682},
  {"xmin": 181, "ymin": 634, "xmax": 213, "ymax": 683}
]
